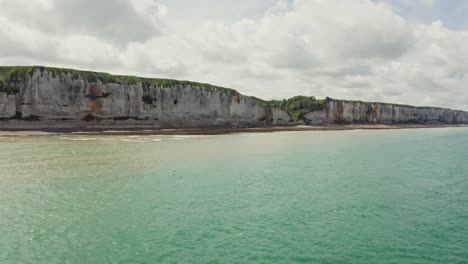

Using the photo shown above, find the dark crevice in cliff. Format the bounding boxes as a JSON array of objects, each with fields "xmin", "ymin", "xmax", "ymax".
[
  {"xmin": 0, "ymin": 82, "xmax": 20, "ymax": 95},
  {"xmin": 85, "ymin": 93, "xmax": 112, "ymax": 99},
  {"xmin": 142, "ymin": 95, "xmax": 156, "ymax": 105},
  {"xmin": 48, "ymin": 118, "xmax": 75, "ymax": 121},
  {"xmin": 260, "ymin": 106, "xmax": 274, "ymax": 125},
  {"xmin": 83, "ymin": 114, "xmax": 102, "ymax": 122},
  {"xmin": 13, "ymin": 111, "xmax": 22, "ymax": 120},
  {"xmin": 0, "ymin": 112, "xmax": 43, "ymax": 121},
  {"xmin": 82, "ymin": 115, "xmax": 155, "ymax": 122},
  {"xmin": 234, "ymin": 94, "xmax": 241, "ymax": 104},
  {"xmin": 22, "ymin": 115, "xmax": 41, "ymax": 121},
  {"xmin": 110, "ymin": 117, "xmax": 151, "ymax": 121}
]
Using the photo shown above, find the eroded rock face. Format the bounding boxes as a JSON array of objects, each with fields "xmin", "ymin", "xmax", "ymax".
[
  {"xmin": 1, "ymin": 68, "xmax": 467, "ymax": 129},
  {"xmin": 0, "ymin": 69, "xmax": 292, "ymax": 129},
  {"xmin": 304, "ymin": 100, "xmax": 468, "ymax": 125}
]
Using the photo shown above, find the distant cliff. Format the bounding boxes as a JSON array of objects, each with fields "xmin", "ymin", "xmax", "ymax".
[
  {"xmin": 0, "ymin": 66, "xmax": 467, "ymax": 130},
  {"xmin": 265, "ymin": 96, "xmax": 468, "ymax": 125}
]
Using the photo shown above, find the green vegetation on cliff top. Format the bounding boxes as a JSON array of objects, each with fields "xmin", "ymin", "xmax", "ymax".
[
  {"xmin": 0, "ymin": 66, "xmax": 35, "ymax": 94},
  {"xmin": 0, "ymin": 66, "xmax": 236, "ymax": 93},
  {"xmin": 262, "ymin": 96, "xmax": 328, "ymax": 122},
  {"xmin": 3, "ymin": 66, "xmax": 453, "ymax": 120},
  {"xmin": 0, "ymin": 66, "xmax": 331, "ymax": 121}
]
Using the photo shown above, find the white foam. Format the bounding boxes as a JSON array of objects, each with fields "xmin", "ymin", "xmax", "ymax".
[{"xmin": 59, "ymin": 137, "xmax": 102, "ymax": 141}]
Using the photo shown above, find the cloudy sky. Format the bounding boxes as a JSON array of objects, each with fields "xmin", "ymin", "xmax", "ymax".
[{"xmin": 0, "ymin": 0, "xmax": 467, "ymax": 110}]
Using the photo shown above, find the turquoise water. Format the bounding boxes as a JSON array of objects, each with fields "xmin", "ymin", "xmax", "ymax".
[{"xmin": 0, "ymin": 128, "xmax": 467, "ymax": 264}]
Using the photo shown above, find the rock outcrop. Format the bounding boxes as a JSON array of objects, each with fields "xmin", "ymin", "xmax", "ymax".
[{"xmin": 0, "ymin": 66, "xmax": 467, "ymax": 130}]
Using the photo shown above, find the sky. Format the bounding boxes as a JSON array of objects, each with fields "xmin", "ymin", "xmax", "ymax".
[{"xmin": 0, "ymin": 0, "xmax": 467, "ymax": 110}]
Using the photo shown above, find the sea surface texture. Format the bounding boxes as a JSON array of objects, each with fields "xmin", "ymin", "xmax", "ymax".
[{"xmin": 0, "ymin": 128, "xmax": 467, "ymax": 264}]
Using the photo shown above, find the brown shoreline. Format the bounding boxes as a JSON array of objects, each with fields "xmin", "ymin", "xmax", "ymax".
[{"xmin": 0, "ymin": 124, "xmax": 467, "ymax": 136}]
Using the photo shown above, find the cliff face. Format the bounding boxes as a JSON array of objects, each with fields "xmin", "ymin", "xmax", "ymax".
[
  {"xmin": 0, "ymin": 66, "xmax": 467, "ymax": 129},
  {"xmin": 0, "ymin": 68, "xmax": 292, "ymax": 129},
  {"xmin": 305, "ymin": 99, "xmax": 468, "ymax": 125}
]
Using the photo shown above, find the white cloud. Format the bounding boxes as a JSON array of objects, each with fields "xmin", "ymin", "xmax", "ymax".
[
  {"xmin": 0, "ymin": 0, "xmax": 166, "ymax": 45},
  {"xmin": 0, "ymin": 0, "xmax": 467, "ymax": 110}
]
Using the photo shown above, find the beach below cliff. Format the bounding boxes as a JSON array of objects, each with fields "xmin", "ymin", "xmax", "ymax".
[{"xmin": 0, "ymin": 124, "xmax": 467, "ymax": 136}]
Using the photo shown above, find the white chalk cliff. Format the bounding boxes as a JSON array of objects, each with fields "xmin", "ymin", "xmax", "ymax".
[{"xmin": 0, "ymin": 67, "xmax": 467, "ymax": 129}]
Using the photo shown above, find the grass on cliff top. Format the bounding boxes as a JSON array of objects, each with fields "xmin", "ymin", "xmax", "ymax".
[
  {"xmin": 0, "ymin": 66, "xmax": 35, "ymax": 94},
  {"xmin": 0, "ymin": 66, "xmax": 237, "ymax": 93},
  {"xmin": 261, "ymin": 96, "xmax": 328, "ymax": 122}
]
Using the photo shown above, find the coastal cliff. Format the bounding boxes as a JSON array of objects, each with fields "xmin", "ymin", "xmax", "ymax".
[
  {"xmin": 0, "ymin": 66, "xmax": 467, "ymax": 130},
  {"xmin": 0, "ymin": 67, "xmax": 292, "ymax": 129},
  {"xmin": 305, "ymin": 99, "xmax": 468, "ymax": 125}
]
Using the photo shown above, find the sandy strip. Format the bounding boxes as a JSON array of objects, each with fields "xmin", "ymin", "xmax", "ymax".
[
  {"xmin": 0, "ymin": 131, "xmax": 58, "ymax": 136},
  {"xmin": 0, "ymin": 124, "xmax": 467, "ymax": 137}
]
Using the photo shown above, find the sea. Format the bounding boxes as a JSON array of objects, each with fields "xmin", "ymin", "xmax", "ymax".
[{"xmin": 0, "ymin": 128, "xmax": 467, "ymax": 264}]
